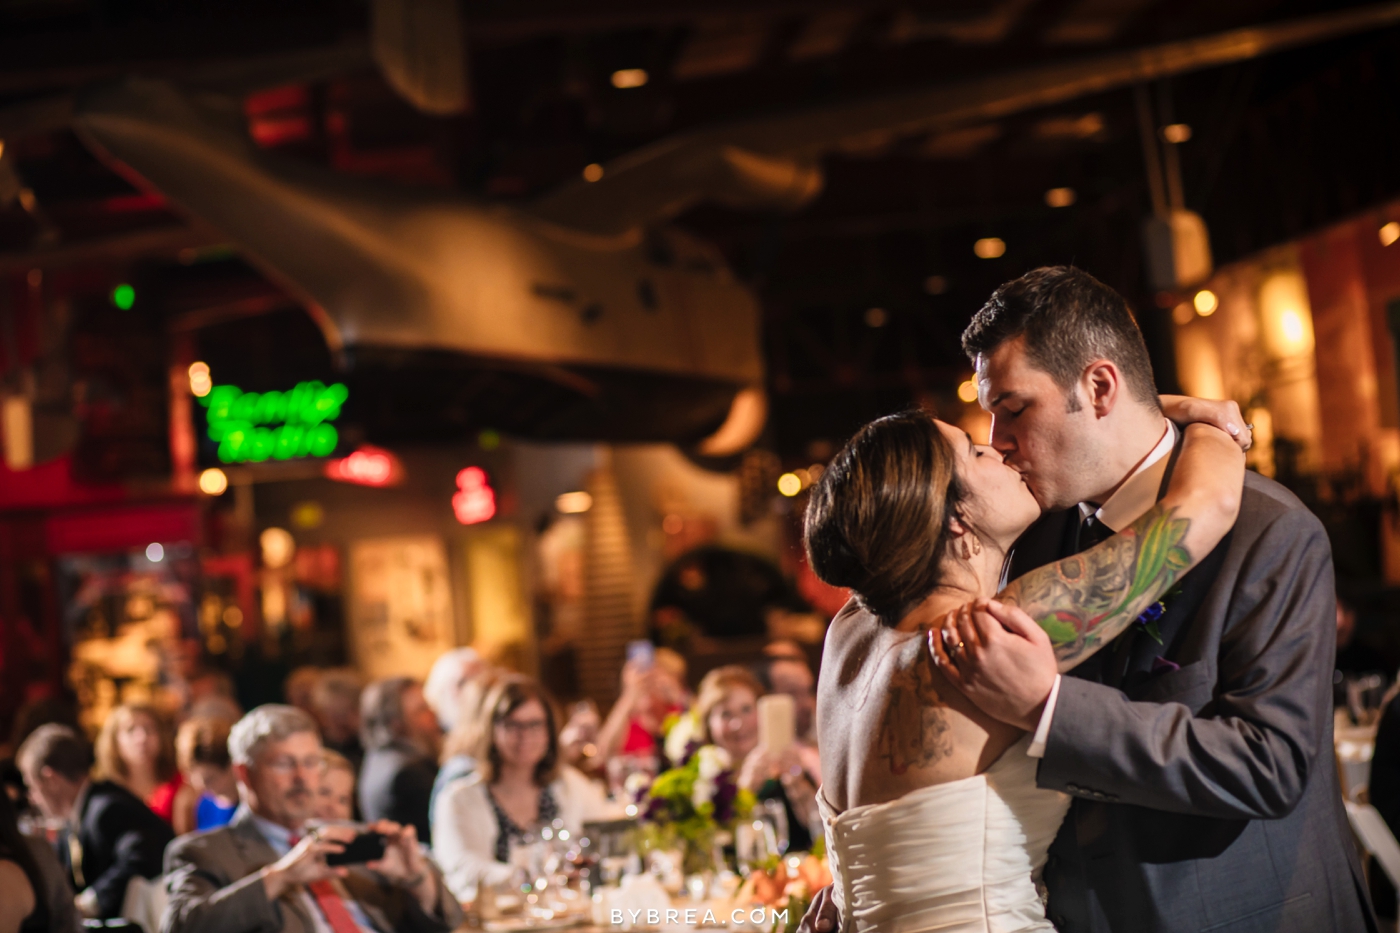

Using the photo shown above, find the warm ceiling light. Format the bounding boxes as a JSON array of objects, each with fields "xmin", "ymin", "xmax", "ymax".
[
  {"xmin": 188, "ymin": 361, "xmax": 212, "ymax": 397},
  {"xmin": 777, "ymin": 473, "xmax": 802, "ymax": 497},
  {"xmin": 611, "ymin": 68, "xmax": 649, "ymax": 89},
  {"xmin": 974, "ymin": 238, "xmax": 1005, "ymax": 259},
  {"xmin": 1045, "ymin": 187, "xmax": 1076, "ymax": 208},
  {"xmin": 1172, "ymin": 302, "xmax": 1195, "ymax": 325},
  {"xmin": 198, "ymin": 467, "xmax": 229, "ymax": 496},
  {"xmin": 1193, "ymin": 289, "xmax": 1218, "ymax": 316},
  {"xmin": 556, "ymin": 491, "xmax": 593, "ymax": 514},
  {"xmin": 260, "ymin": 527, "xmax": 296, "ymax": 569},
  {"xmin": 1161, "ymin": 123, "xmax": 1192, "ymax": 144},
  {"xmin": 864, "ymin": 307, "xmax": 888, "ymax": 328},
  {"xmin": 582, "ymin": 163, "xmax": 604, "ymax": 182},
  {"xmin": 1381, "ymin": 222, "xmax": 1400, "ymax": 246},
  {"xmin": 957, "ymin": 379, "xmax": 979, "ymax": 403}
]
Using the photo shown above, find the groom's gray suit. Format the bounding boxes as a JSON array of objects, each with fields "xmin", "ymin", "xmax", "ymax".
[{"xmin": 1009, "ymin": 455, "xmax": 1375, "ymax": 932}]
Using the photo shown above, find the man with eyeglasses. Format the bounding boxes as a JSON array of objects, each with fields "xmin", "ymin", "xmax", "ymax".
[{"xmin": 162, "ymin": 704, "xmax": 462, "ymax": 933}]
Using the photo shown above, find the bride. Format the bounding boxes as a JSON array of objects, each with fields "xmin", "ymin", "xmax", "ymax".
[{"xmin": 801, "ymin": 403, "xmax": 1244, "ymax": 933}]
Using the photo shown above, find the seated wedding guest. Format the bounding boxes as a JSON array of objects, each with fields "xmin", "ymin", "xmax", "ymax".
[
  {"xmin": 162, "ymin": 704, "xmax": 462, "ymax": 933},
  {"xmin": 595, "ymin": 649, "xmax": 687, "ymax": 762},
  {"xmin": 311, "ymin": 668, "xmax": 365, "ymax": 776},
  {"xmin": 315, "ymin": 749, "xmax": 356, "ymax": 823},
  {"xmin": 430, "ymin": 669, "xmax": 502, "ymax": 826},
  {"xmin": 283, "ymin": 667, "xmax": 322, "ymax": 715},
  {"xmin": 695, "ymin": 666, "xmax": 817, "ymax": 852},
  {"xmin": 432, "ymin": 677, "xmax": 616, "ymax": 904},
  {"xmin": 423, "ymin": 648, "xmax": 485, "ymax": 733},
  {"xmin": 0, "ymin": 787, "xmax": 81, "ymax": 933},
  {"xmin": 17, "ymin": 724, "xmax": 172, "ymax": 919},
  {"xmin": 754, "ymin": 647, "xmax": 822, "ymax": 779},
  {"xmin": 360, "ymin": 677, "xmax": 442, "ymax": 844},
  {"xmin": 95, "ymin": 703, "xmax": 183, "ymax": 826},
  {"xmin": 172, "ymin": 717, "xmax": 239, "ymax": 835}
]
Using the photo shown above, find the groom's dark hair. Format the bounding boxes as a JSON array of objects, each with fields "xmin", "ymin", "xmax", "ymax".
[{"xmin": 962, "ymin": 266, "xmax": 1160, "ymax": 411}]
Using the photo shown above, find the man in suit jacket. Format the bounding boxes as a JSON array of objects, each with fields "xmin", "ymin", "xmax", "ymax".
[
  {"xmin": 358, "ymin": 678, "xmax": 441, "ymax": 844},
  {"xmin": 162, "ymin": 704, "xmax": 461, "ymax": 933},
  {"xmin": 939, "ymin": 266, "xmax": 1374, "ymax": 932},
  {"xmin": 17, "ymin": 723, "xmax": 172, "ymax": 919}
]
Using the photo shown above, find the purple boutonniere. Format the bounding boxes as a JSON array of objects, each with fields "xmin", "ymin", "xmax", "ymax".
[{"xmin": 1134, "ymin": 583, "xmax": 1185, "ymax": 646}]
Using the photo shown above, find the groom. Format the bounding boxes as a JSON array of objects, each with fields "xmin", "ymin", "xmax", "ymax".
[{"xmin": 801, "ymin": 266, "xmax": 1375, "ymax": 932}]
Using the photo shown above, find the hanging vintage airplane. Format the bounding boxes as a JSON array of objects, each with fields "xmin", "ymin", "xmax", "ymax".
[{"xmin": 4, "ymin": 1, "xmax": 1399, "ymax": 453}]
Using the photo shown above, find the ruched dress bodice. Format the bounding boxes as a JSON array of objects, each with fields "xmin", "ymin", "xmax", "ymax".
[{"xmin": 817, "ymin": 736, "xmax": 1070, "ymax": 933}]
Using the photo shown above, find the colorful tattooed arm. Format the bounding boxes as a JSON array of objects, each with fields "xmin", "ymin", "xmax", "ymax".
[{"xmin": 996, "ymin": 423, "xmax": 1245, "ymax": 672}]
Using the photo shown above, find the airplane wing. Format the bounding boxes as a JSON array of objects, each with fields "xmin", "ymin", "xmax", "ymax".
[{"xmin": 528, "ymin": 1, "xmax": 1400, "ymax": 236}]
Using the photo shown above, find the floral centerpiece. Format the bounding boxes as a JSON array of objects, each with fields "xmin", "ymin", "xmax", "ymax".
[{"xmin": 629, "ymin": 711, "xmax": 755, "ymax": 875}]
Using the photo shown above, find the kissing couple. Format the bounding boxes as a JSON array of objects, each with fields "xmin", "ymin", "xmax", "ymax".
[{"xmin": 798, "ymin": 267, "xmax": 1375, "ymax": 933}]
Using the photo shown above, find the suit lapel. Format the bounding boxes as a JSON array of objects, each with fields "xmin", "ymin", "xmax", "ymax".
[{"xmin": 227, "ymin": 809, "xmax": 318, "ymax": 933}]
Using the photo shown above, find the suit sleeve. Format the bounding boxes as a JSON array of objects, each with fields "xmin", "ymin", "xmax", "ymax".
[
  {"xmin": 160, "ymin": 836, "xmax": 282, "ymax": 933},
  {"xmin": 389, "ymin": 760, "xmax": 438, "ymax": 845},
  {"xmin": 1037, "ymin": 507, "xmax": 1334, "ymax": 820},
  {"xmin": 88, "ymin": 802, "xmax": 172, "ymax": 917}
]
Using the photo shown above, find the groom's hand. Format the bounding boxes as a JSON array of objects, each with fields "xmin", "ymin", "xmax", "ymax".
[{"xmin": 931, "ymin": 600, "xmax": 1057, "ymax": 731}]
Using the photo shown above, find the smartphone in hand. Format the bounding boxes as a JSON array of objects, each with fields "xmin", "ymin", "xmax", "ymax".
[{"xmin": 324, "ymin": 830, "xmax": 388, "ymax": 866}]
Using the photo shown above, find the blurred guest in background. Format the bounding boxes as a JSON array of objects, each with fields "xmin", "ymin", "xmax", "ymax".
[
  {"xmin": 1366, "ymin": 680, "xmax": 1400, "ymax": 919},
  {"xmin": 173, "ymin": 717, "xmax": 239, "ymax": 834},
  {"xmin": 754, "ymin": 645, "xmax": 822, "ymax": 779},
  {"xmin": 94, "ymin": 703, "xmax": 183, "ymax": 826},
  {"xmin": 424, "ymin": 648, "xmax": 485, "ymax": 733},
  {"xmin": 432, "ymin": 677, "xmax": 615, "ymax": 904},
  {"xmin": 1, "ymin": 693, "xmax": 81, "ymax": 814},
  {"xmin": 430, "ymin": 668, "xmax": 502, "ymax": 826},
  {"xmin": 595, "ymin": 646, "xmax": 687, "ymax": 762},
  {"xmin": 310, "ymin": 668, "xmax": 365, "ymax": 776},
  {"xmin": 18, "ymin": 724, "xmax": 171, "ymax": 919},
  {"xmin": 694, "ymin": 666, "xmax": 817, "ymax": 852},
  {"xmin": 0, "ymin": 787, "xmax": 81, "ymax": 933},
  {"xmin": 314, "ymin": 749, "xmax": 356, "ymax": 823},
  {"xmin": 162, "ymin": 704, "xmax": 461, "ymax": 933},
  {"xmin": 360, "ymin": 677, "xmax": 442, "ymax": 844},
  {"xmin": 283, "ymin": 667, "xmax": 322, "ymax": 715}
]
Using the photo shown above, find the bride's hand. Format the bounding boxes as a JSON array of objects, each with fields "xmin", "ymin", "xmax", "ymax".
[
  {"xmin": 798, "ymin": 884, "xmax": 839, "ymax": 933},
  {"xmin": 930, "ymin": 599, "xmax": 1057, "ymax": 731},
  {"xmin": 1158, "ymin": 395, "xmax": 1252, "ymax": 451}
]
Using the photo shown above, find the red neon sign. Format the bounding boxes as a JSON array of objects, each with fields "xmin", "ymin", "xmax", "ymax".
[
  {"xmin": 325, "ymin": 445, "xmax": 402, "ymax": 487},
  {"xmin": 453, "ymin": 466, "xmax": 496, "ymax": 525}
]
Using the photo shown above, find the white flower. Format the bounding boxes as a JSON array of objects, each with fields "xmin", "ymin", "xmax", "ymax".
[
  {"xmin": 692, "ymin": 776, "xmax": 716, "ymax": 809},
  {"xmin": 696, "ymin": 744, "xmax": 731, "ymax": 781},
  {"xmin": 665, "ymin": 712, "xmax": 699, "ymax": 764},
  {"xmin": 624, "ymin": 771, "xmax": 653, "ymax": 798}
]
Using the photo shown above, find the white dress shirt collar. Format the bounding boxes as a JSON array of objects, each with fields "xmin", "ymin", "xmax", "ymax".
[{"xmin": 1078, "ymin": 420, "xmax": 1177, "ymax": 532}]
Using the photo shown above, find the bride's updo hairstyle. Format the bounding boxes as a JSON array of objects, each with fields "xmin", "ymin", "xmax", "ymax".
[{"xmin": 804, "ymin": 411, "xmax": 967, "ymax": 626}]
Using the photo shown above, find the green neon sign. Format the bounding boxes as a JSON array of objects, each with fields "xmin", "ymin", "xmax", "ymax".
[{"xmin": 198, "ymin": 381, "xmax": 348, "ymax": 463}]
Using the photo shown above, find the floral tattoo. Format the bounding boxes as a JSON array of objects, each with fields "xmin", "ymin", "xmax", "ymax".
[{"xmin": 1000, "ymin": 504, "xmax": 1193, "ymax": 668}]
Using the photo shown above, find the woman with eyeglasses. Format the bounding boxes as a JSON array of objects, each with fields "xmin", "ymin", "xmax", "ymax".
[
  {"xmin": 693, "ymin": 666, "xmax": 818, "ymax": 854},
  {"xmin": 431, "ymin": 676, "xmax": 617, "ymax": 904}
]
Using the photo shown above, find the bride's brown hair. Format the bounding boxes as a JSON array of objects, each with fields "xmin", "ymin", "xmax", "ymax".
[{"xmin": 803, "ymin": 411, "xmax": 968, "ymax": 625}]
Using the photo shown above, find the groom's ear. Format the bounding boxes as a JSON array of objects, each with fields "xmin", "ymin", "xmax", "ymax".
[{"xmin": 1081, "ymin": 358, "xmax": 1123, "ymax": 418}]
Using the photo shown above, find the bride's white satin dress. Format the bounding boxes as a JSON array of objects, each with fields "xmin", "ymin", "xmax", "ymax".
[{"xmin": 817, "ymin": 736, "xmax": 1071, "ymax": 933}]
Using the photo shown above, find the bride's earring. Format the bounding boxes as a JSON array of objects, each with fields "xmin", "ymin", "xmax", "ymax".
[{"xmin": 963, "ymin": 529, "xmax": 985, "ymax": 560}]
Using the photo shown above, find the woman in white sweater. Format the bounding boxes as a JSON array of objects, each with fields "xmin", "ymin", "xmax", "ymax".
[{"xmin": 432, "ymin": 676, "xmax": 618, "ymax": 903}]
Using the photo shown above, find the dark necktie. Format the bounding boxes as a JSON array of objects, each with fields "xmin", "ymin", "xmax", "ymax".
[{"xmin": 1076, "ymin": 512, "xmax": 1113, "ymax": 553}]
